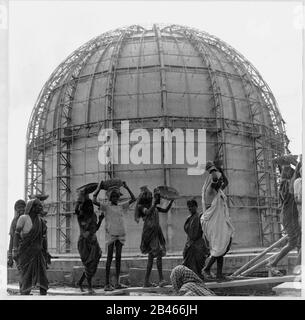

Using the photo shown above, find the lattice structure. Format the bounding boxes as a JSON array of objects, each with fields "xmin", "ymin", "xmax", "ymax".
[
  {"xmin": 181, "ymin": 28, "xmax": 228, "ymax": 197},
  {"xmin": 164, "ymin": 24, "xmax": 288, "ymax": 246},
  {"xmin": 25, "ymin": 24, "xmax": 289, "ymax": 253}
]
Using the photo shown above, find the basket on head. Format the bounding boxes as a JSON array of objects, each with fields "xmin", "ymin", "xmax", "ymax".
[
  {"xmin": 273, "ymin": 155, "xmax": 298, "ymax": 167},
  {"xmin": 76, "ymin": 182, "xmax": 99, "ymax": 195},
  {"xmin": 155, "ymin": 186, "xmax": 180, "ymax": 200},
  {"xmin": 28, "ymin": 194, "xmax": 49, "ymax": 201}
]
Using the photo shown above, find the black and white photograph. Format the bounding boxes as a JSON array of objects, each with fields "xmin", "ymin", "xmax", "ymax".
[{"xmin": 0, "ymin": 0, "xmax": 303, "ymax": 301}]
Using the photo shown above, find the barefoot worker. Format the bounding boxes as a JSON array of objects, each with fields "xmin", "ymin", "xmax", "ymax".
[
  {"xmin": 12, "ymin": 199, "xmax": 49, "ymax": 295},
  {"xmin": 74, "ymin": 183, "xmax": 103, "ymax": 294},
  {"xmin": 265, "ymin": 156, "xmax": 301, "ymax": 276},
  {"xmin": 294, "ymin": 160, "xmax": 302, "ymax": 274},
  {"xmin": 201, "ymin": 161, "xmax": 234, "ymax": 281},
  {"xmin": 93, "ymin": 180, "xmax": 136, "ymax": 291},
  {"xmin": 29, "ymin": 194, "xmax": 52, "ymax": 269},
  {"xmin": 135, "ymin": 186, "xmax": 174, "ymax": 288},
  {"xmin": 8, "ymin": 199, "xmax": 26, "ymax": 268},
  {"xmin": 182, "ymin": 198, "xmax": 209, "ymax": 277},
  {"xmin": 170, "ymin": 265, "xmax": 215, "ymax": 296}
]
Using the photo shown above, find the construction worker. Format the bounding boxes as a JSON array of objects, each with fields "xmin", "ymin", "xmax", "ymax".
[
  {"xmin": 93, "ymin": 181, "xmax": 136, "ymax": 291},
  {"xmin": 266, "ymin": 156, "xmax": 301, "ymax": 276},
  {"xmin": 12, "ymin": 199, "xmax": 49, "ymax": 295},
  {"xmin": 182, "ymin": 198, "xmax": 209, "ymax": 277},
  {"xmin": 293, "ymin": 159, "xmax": 302, "ymax": 275},
  {"xmin": 201, "ymin": 161, "xmax": 234, "ymax": 281},
  {"xmin": 135, "ymin": 186, "xmax": 174, "ymax": 288},
  {"xmin": 8, "ymin": 200, "xmax": 26, "ymax": 268},
  {"xmin": 75, "ymin": 183, "xmax": 103, "ymax": 294}
]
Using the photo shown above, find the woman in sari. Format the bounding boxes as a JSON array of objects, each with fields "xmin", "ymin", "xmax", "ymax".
[
  {"xmin": 8, "ymin": 199, "xmax": 26, "ymax": 268},
  {"xmin": 75, "ymin": 183, "xmax": 103, "ymax": 294},
  {"xmin": 135, "ymin": 186, "xmax": 174, "ymax": 287},
  {"xmin": 12, "ymin": 198, "xmax": 49, "ymax": 295},
  {"xmin": 201, "ymin": 161, "xmax": 234, "ymax": 281},
  {"xmin": 182, "ymin": 198, "xmax": 209, "ymax": 277},
  {"xmin": 170, "ymin": 265, "xmax": 215, "ymax": 296}
]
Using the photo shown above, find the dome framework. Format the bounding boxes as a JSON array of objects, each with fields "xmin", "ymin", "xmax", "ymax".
[{"xmin": 25, "ymin": 24, "xmax": 288, "ymax": 254}]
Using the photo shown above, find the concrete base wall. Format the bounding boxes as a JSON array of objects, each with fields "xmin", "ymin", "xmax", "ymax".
[{"xmin": 8, "ymin": 253, "xmax": 297, "ymax": 287}]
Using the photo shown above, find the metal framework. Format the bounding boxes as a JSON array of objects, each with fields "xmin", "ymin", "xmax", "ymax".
[
  {"xmin": 25, "ymin": 24, "xmax": 289, "ymax": 253},
  {"xmin": 163, "ymin": 24, "xmax": 288, "ymax": 246},
  {"xmin": 192, "ymin": 28, "xmax": 287, "ymax": 246},
  {"xmin": 25, "ymin": 26, "xmax": 142, "ymax": 252},
  {"xmin": 180, "ymin": 28, "xmax": 228, "ymax": 178}
]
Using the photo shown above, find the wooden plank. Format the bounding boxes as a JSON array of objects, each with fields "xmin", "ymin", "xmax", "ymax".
[
  {"xmin": 205, "ymin": 275, "xmax": 301, "ymax": 289},
  {"xmin": 7, "ymin": 284, "xmax": 127, "ymax": 296},
  {"xmin": 120, "ymin": 276, "xmax": 300, "ymax": 293},
  {"xmin": 122, "ymin": 285, "xmax": 173, "ymax": 294},
  {"xmin": 8, "ymin": 275, "xmax": 300, "ymax": 296},
  {"xmin": 240, "ymin": 252, "xmax": 279, "ymax": 276},
  {"xmin": 231, "ymin": 235, "xmax": 288, "ymax": 276}
]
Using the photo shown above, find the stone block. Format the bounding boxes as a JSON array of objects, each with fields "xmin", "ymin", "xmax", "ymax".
[{"xmin": 272, "ymin": 282, "xmax": 301, "ymax": 297}]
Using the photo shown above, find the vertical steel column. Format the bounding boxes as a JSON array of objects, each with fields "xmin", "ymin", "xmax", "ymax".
[
  {"xmin": 25, "ymin": 33, "xmax": 110, "ymax": 200},
  {"xmin": 136, "ymin": 29, "xmax": 146, "ymax": 118},
  {"xmin": 221, "ymin": 52, "xmax": 265, "ymax": 245},
  {"xmin": 104, "ymin": 29, "xmax": 130, "ymax": 180},
  {"xmin": 182, "ymin": 28, "xmax": 228, "ymax": 178},
  {"xmin": 154, "ymin": 24, "xmax": 173, "ymax": 251},
  {"xmin": 55, "ymin": 43, "xmax": 101, "ymax": 253},
  {"xmin": 199, "ymin": 33, "xmax": 286, "ymax": 245},
  {"xmin": 168, "ymin": 27, "xmax": 191, "ymax": 116},
  {"xmin": 86, "ymin": 40, "xmax": 113, "ymax": 124}
]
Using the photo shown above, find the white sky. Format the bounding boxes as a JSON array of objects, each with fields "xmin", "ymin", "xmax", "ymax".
[{"xmin": 7, "ymin": 0, "xmax": 303, "ymax": 222}]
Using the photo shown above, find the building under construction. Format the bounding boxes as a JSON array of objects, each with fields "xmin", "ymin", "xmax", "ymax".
[{"xmin": 25, "ymin": 24, "xmax": 289, "ymax": 255}]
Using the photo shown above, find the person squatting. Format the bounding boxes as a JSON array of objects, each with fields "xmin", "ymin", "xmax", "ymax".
[{"xmin": 8, "ymin": 155, "xmax": 302, "ymax": 295}]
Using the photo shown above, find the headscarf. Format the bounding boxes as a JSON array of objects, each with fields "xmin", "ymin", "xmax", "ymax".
[
  {"xmin": 10, "ymin": 200, "xmax": 26, "ymax": 235},
  {"xmin": 25, "ymin": 198, "xmax": 42, "ymax": 221},
  {"xmin": 205, "ymin": 161, "xmax": 217, "ymax": 173},
  {"xmin": 170, "ymin": 265, "xmax": 215, "ymax": 296},
  {"xmin": 14, "ymin": 199, "xmax": 26, "ymax": 211}
]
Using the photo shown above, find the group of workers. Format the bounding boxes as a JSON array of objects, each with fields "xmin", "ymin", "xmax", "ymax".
[{"xmin": 8, "ymin": 155, "xmax": 302, "ymax": 296}]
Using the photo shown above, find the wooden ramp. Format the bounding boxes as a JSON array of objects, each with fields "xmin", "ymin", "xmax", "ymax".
[
  {"xmin": 206, "ymin": 275, "xmax": 300, "ymax": 289},
  {"xmin": 120, "ymin": 275, "xmax": 301, "ymax": 295},
  {"xmin": 7, "ymin": 275, "xmax": 301, "ymax": 296},
  {"xmin": 7, "ymin": 284, "xmax": 128, "ymax": 296}
]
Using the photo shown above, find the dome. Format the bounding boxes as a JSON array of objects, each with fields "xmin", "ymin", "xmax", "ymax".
[{"xmin": 25, "ymin": 24, "xmax": 288, "ymax": 253}]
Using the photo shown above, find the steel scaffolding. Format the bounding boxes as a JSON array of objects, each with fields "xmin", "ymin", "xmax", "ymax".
[{"xmin": 25, "ymin": 24, "xmax": 289, "ymax": 253}]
